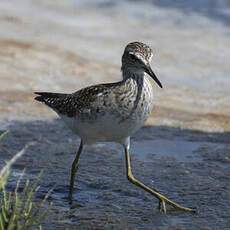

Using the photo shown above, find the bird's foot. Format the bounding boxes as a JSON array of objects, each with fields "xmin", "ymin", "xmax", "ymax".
[
  {"xmin": 158, "ymin": 199, "xmax": 166, "ymax": 213},
  {"xmin": 158, "ymin": 198, "xmax": 196, "ymax": 213}
]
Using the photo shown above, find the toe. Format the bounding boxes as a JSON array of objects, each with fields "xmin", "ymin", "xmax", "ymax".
[{"xmin": 158, "ymin": 200, "xmax": 167, "ymax": 213}]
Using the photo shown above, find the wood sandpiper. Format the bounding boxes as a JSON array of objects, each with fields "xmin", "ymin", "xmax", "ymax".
[{"xmin": 35, "ymin": 41, "xmax": 195, "ymax": 213}]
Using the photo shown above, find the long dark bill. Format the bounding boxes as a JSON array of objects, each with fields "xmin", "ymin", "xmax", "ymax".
[{"xmin": 144, "ymin": 64, "xmax": 163, "ymax": 88}]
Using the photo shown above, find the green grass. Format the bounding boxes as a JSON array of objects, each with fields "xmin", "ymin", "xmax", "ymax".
[{"xmin": 0, "ymin": 130, "xmax": 50, "ymax": 230}]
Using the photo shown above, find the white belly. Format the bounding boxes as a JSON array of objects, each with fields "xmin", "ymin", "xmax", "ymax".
[{"xmin": 61, "ymin": 112, "xmax": 145, "ymax": 144}]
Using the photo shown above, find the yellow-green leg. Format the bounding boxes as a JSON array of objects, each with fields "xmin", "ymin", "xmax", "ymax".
[
  {"xmin": 68, "ymin": 140, "xmax": 84, "ymax": 204},
  {"xmin": 124, "ymin": 144, "xmax": 196, "ymax": 213}
]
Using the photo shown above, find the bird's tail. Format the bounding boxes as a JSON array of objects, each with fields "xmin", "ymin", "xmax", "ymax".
[
  {"xmin": 34, "ymin": 92, "xmax": 68, "ymax": 110},
  {"xmin": 34, "ymin": 92, "xmax": 65, "ymax": 101}
]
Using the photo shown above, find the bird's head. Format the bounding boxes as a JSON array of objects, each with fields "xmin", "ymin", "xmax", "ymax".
[{"xmin": 121, "ymin": 41, "xmax": 162, "ymax": 88}]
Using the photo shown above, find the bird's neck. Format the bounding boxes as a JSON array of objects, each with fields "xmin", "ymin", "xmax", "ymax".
[
  {"xmin": 121, "ymin": 68, "xmax": 154, "ymax": 89},
  {"xmin": 122, "ymin": 67, "xmax": 145, "ymax": 80},
  {"xmin": 121, "ymin": 68, "xmax": 155, "ymax": 115}
]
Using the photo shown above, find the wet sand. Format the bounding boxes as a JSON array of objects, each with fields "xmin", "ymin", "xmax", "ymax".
[{"xmin": 1, "ymin": 120, "xmax": 229, "ymax": 229}]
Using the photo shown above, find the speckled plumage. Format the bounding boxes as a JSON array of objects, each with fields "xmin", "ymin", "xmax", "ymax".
[{"xmin": 35, "ymin": 41, "xmax": 160, "ymax": 144}]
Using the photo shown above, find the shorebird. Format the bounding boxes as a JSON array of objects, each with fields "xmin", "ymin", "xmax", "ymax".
[{"xmin": 35, "ymin": 42, "xmax": 195, "ymax": 213}]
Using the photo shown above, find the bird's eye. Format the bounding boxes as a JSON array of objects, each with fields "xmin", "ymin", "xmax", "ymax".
[{"xmin": 129, "ymin": 54, "xmax": 137, "ymax": 61}]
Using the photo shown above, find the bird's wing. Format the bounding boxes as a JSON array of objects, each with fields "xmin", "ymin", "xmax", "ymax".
[{"xmin": 34, "ymin": 82, "xmax": 120, "ymax": 117}]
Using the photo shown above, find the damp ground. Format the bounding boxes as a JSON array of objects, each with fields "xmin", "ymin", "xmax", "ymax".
[{"xmin": 0, "ymin": 120, "xmax": 229, "ymax": 229}]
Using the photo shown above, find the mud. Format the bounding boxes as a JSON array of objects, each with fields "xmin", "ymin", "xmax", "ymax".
[{"xmin": 1, "ymin": 120, "xmax": 230, "ymax": 229}]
